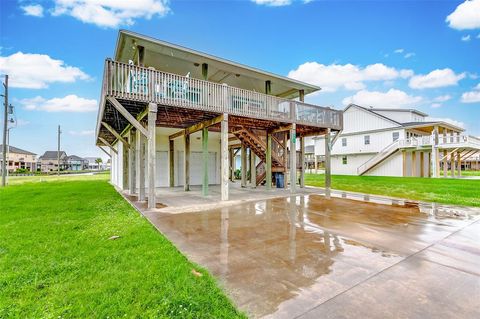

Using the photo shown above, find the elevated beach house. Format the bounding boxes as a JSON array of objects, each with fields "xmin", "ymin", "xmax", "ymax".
[
  {"xmin": 313, "ymin": 104, "xmax": 480, "ymax": 177},
  {"xmin": 0, "ymin": 145, "xmax": 37, "ymax": 172},
  {"xmin": 95, "ymin": 30, "xmax": 342, "ymax": 208}
]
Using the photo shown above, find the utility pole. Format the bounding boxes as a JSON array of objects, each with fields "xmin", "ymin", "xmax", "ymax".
[
  {"xmin": 2, "ymin": 75, "xmax": 8, "ymax": 187},
  {"xmin": 57, "ymin": 125, "xmax": 61, "ymax": 176}
]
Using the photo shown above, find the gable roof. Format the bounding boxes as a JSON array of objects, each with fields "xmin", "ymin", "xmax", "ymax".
[
  {"xmin": 114, "ymin": 30, "xmax": 320, "ymax": 99},
  {"xmin": 343, "ymin": 104, "xmax": 402, "ymax": 126},
  {"xmin": 40, "ymin": 151, "xmax": 67, "ymax": 160},
  {"xmin": 370, "ymin": 108, "xmax": 428, "ymax": 117},
  {"xmin": 66, "ymin": 155, "xmax": 86, "ymax": 161},
  {"xmin": 0, "ymin": 145, "xmax": 36, "ymax": 155}
]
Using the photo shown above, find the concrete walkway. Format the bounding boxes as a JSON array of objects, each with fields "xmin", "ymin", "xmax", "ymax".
[{"xmin": 123, "ymin": 186, "xmax": 480, "ymax": 318}]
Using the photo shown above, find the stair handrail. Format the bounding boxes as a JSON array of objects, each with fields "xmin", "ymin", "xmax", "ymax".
[{"xmin": 357, "ymin": 140, "xmax": 400, "ymax": 174}]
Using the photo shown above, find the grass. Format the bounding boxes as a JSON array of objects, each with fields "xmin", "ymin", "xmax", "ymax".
[
  {"xmin": 305, "ymin": 173, "xmax": 480, "ymax": 207},
  {"xmin": 0, "ymin": 174, "xmax": 245, "ymax": 318}
]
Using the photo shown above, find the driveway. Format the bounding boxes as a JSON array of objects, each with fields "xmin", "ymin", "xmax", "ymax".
[{"xmin": 143, "ymin": 193, "xmax": 480, "ymax": 318}]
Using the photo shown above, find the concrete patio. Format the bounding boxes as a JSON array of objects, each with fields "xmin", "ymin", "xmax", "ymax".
[{"xmin": 122, "ymin": 185, "xmax": 480, "ymax": 318}]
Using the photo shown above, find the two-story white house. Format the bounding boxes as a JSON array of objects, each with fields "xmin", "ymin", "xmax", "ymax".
[{"xmin": 314, "ymin": 104, "xmax": 480, "ymax": 177}]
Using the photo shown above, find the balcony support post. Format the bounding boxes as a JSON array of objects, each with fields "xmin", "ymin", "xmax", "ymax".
[
  {"xmin": 147, "ymin": 103, "xmax": 157, "ymax": 209},
  {"xmin": 184, "ymin": 133, "xmax": 190, "ymax": 191},
  {"xmin": 266, "ymin": 133, "xmax": 272, "ymax": 190},
  {"xmin": 202, "ymin": 127, "xmax": 209, "ymax": 196},
  {"xmin": 324, "ymin": 128, "xmax": 331, "ymax": 190},
  {"xmin": 290, "ymin": 124, "xmax": 297, "ymax": 193},
  {"xmin": 443, "ymin": 150, "xmax": 448, "ymax": 178},
  {"xmin": 456, "ymin": 151, "xmax": 461, "ymax": 178},
  {"xmin": 241, "ymin": 143, "xmax": 247, "ymax": 188},
  {"xmin": 431, "ymin": 125, "xmax": 439, "ymax": 178},
  {"xmin": 300, "ymin": 136, "xmax": 305, "ymax": 188},
  {"xmin": 420, "ymin": 151, "xmax": 425, "ymax": 177},
  {"xmin": 450, "ymin": 152, "xmax": 455, "ymax": 178},
  {"xmin": 128, "ymin": 129, "xmax": 136, "ymax": 195},
  {"xmin": 250, "ymin": 151, "xmax": 256, "ymax": 188},
  {"xmin": 169, "ymin": 139, "xmax": 174, "ymax": 188},
  {"xmin": 136, "ymin": 129, "xmax": 146, "ymax": 201},
  {"xmin": 221, "ymin": 113, "xmax": 229, "ymax": 201}
]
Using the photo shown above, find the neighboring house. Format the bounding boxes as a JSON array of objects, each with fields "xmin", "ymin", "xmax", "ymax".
[
  {"xmin": 95, "ymin": 30, "xmax": 342, "ymax": 208},
  {"xmin": 0, "ymin": 145, "xmax": 37, "ymax": 172},
  {"xmin": 65, "ymin": 155, "xmax": 89, "ymax": 171},
  {"xmin": 84, "ymin": 157, "xmax": 105, "ymax": 170},
  {"xmin": 314, "ymin": 104, "xmax": 480, "ymax": 177},
  {"xmin": 39, "ymin": 151, "xmax": 68, "ymax": 172}
]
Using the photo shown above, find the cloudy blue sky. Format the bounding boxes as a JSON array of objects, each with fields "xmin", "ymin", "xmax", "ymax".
[{"xmin": 0, "ymin": 0, "xmax": 479, "ymax": 159}]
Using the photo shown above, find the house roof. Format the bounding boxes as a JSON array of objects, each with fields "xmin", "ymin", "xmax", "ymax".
[
  {"xmin": 402, "ymin": 121, "xmax": 464, "ymax": 132},
  {"xmin": 0, "ymin": 145, "xmax": 36, "ymax": 155},
  {"xmin": 114, "ymin": 30, "xmax": 320, "ymax": 99},
  {"xmin": 370, "ymin": 108, "xmax": 428, "ymax": 117},
  {"xmin": 66, "ymin": 155, "xmax": 86, "ymax": 161},
  {"xmin": 40, "ymin": 151, "xmax": 67, "ymax": 160}
]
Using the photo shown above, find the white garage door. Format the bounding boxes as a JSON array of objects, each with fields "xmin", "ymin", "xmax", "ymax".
[
  {"xmin": 155, "ymin": 151, "xmax": 169, "ymax": 187},
  {"xmin": 177, "ymin": 151, "xmax": 217, "ymax": 186}
]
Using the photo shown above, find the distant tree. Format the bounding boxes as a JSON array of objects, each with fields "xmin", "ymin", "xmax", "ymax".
[{"xmin": 95, "ymin": 158, "xmax": 102, "ymax": 170}]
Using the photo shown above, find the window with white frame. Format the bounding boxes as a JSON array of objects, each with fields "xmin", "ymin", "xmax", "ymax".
[
  {"xmin": 392, "ymin": 132, "xmax": 399, "ymax": 142},
  {"xmin": 342, "ymin": 137, "xmax": 347, "ymax": 147},
  {"xmin": 342, "ymin": 156, "xmax": 347, "ymax": 165},
  {"xmin": 364, "ymin": 135, "xmax": 370, "ymax": 145}
]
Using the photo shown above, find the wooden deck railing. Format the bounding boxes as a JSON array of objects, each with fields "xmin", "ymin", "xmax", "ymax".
[{"xmin": 102, "ymin": 59, "xmax": 342, "ymax": 130}]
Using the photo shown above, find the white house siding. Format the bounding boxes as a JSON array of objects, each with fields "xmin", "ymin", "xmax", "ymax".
[
  {"xmin": 366, "ymin": 151, "xmax": 403, "ymax": 177},
  {"xmin": 341, "ymin": 106, "xmax": 398, "ymax": 134},
  {"xmin": 331, "ymin": 154, "xmax": 373, "ymax": 175},
  {"xmin": 372, "ymin": 110, "xmax": 424, "ymax": 123}
]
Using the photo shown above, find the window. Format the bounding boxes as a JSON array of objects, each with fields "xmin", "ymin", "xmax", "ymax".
[
  {"xmin": 364, "ymin": 135, "xmax": 370, "ymax": 145},
  {"xmin": 342, "ymin": 156, "xmax": 347, "ymax": 165},
  {"xmin": 342, "ymin": 138, "xmax": 347, "ymax": 147},
  {"xmin": 392, "ymin": 132, "xmax": 399, "ymax": 142}
]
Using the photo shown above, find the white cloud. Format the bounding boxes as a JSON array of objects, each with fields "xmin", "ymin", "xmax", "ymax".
[
  {"xmin": 21, "ymin": 4, "xmax": 44, "ymax": 17},
  {"xmin": 461, "ymin": 34, "xmax": 471, "ymax": 41},
  {"xmin": 404, "ymin": 52, "xmax": 415, "ymax": 58},
  {"xmin": 461, "ymin": 83, "xmax": 480, "ymax": 103},
  {"xmin": 0, "ymin": 52, "xmax": 89, "ymax": 89},
  {"xmin": 69, "ymin": 130, "xmax": 95, "ymax": 136},
  {"xmin": 430, "ymin": 103, "xmax": 442, "ymax": 108},
  {"xmin": 51, "ymin": 0, "xmax": 170, "ymax": 28},
  {"xmin": 433, "ymin": 94, "xmax": 452, "ymax": 102},
  {"xmin": 252, "ymin": 0, "xmax": 292, "ymax": 6},
  {"xmin": 427, "ymin": 117, "xmax": 465, "ymax": 128},
  {"xmin": 288, "ymin": 62, "xmax": 413, "ymax": 92},
  {"xmin": 408, "ymin": 68, "xmax": 465, "ymax": 89},
  {"xmin": 394, "ymin": 48, "xmax": 404, "ymax": 54},
  {"xmin": 342, "ymin": 89, "xmax": 423, "ymax": 108},
  {"xmin": 20, "ymin": 95, "xmax": 97, "ymax": 112},
  {"xmin": 446, "ymin": 0, "xmax": 480, "ymax": 30}
]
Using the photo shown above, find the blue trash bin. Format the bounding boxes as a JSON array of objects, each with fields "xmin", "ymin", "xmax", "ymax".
[{"xmin": 276, "ymin": 173, "xmax": 285, "ymax": 188}]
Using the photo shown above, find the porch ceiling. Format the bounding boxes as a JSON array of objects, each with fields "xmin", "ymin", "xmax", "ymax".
[{"xmin": 114, "ymin": 30, "xmax": 320, "ymax": 99}]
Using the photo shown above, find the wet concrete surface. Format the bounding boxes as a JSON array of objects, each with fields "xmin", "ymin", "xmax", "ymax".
[{"xmin": 142, "ymin": 193, "xmax": 480, "ymax": 318}]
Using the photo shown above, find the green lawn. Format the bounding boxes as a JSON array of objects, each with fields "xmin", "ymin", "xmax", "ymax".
[
  {"xmin": 305, "ymin": 173, "xmax": 480, "ymax": 207},
  {"xmin": 0, "ymin": 174, "xmax": 245, "ymax": 318}
]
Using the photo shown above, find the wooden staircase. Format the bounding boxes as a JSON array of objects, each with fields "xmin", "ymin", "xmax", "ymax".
[{"xmin": 233, "ymin": 128, "xmax": 287, "ymax": 185}]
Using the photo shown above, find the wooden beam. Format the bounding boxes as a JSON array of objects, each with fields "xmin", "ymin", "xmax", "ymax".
[
  {"xmin": 250, "ymin": 151, "xmax": 256, "ymax": 188},
  {"xmin": 221, "ymin": 113, "xmax": 229, "ymax": 201},
  {"xmin": 324, "ymin": 128, "xmax": 331, "ymax": 189},
  {"xmin": 169, "ymin": 139, "xmax": 174, "ymax": 188},
  {"xmin": 98, "ymin": 146, "xmax": 111, "ymax": 157},
  {"xmin": 202, "ymin": 127, "xmax": 208, "ymax": 196},
  {"xmin": 290, "ymin": 124, "xmax": 297, "ymax": 193},
  {"xmin": 269, "ymin": 124, "xmax": 292, "ymax": 134},
  {"xmin": 443, "ymin": 150, "xmax": 447, "ymax": 178},
  {"xmin": 136, "ymin": 129, "xmax": 146, "ymax": 201},
  {"xmin": 107, "ymin": 97, "xmax": 148, "ymax": 137},
  {"xmin": 266, "ymin": 133, "xmax": 272, "ymax": 190},
  {"xmin": 402, "ymin": 150, "xmax": 407, "ymax": 177},
  {"xmin": 412, "ymin": 151, "xmax": 416, "ymax": 177},
  {"xmin": 420, "ymin": 152, "xmax": 425, "ymax": 178},
  {"xmin": 101, "ymin": 121, "xmax": 130, "ymax": 148},
  {"xmin": 169, "ymin": 114, "xmax": 224, "ymax": 140},
  {"xmin": 128, "ymin": 130, "xmax": 136, "ymax": 195},
  {"xmin": 184, "ymin": 133, "xmax": 190, "ymax": 191},
  {"xmin": 241, "ymin": 144, "xmax": 247, "ymax": 188},
  {"xmin": 300, "ymin": 136, "xmax": 305, "ymax": 188},
  {"xmin": 456, "ymin": 151, "xmax": 461, "ymax": 177},
  {"xmin": 98, "ymin": 137, "xmax": 118, "ymax": 154},
  {"xmin": 147, "ymin": 103, "xmax": 157, "ymax": 209}
]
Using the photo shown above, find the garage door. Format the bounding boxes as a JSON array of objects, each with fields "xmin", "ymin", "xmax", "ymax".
[{"xmin": 177, "ymin": 151, "xmax": 217, "ymax": 186}]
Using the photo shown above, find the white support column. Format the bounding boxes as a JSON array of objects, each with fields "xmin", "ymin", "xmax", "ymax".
[
  {"xmin": 325, "ymin": 128, "xmax": 331, "ymax": 189},
  {"xmin": 221, "ymin": 114, "xmax": 229, "ymax": 201},
  {"xmin": 300, "ymin": 136, "xmax": 305, "ymax": 188},
  {"xmin": 184, "ymin": 133, "xmax": 190, "ymax": 191},
  {"xmin": 147, "ymin": 103, "xmax": 157, "ymax": 209},
  {"xmin": 431, "ymin": 126, "xmax": 439, "ymax": 178},
  {"xmin": 136, "ymin": 129, "xmax": 146, "ymax": 201},
  {"xmin": 128, "ymin": 130, "xmax": 136, "ymax": 195},
  {"xmin": 250, "ymin": 152, "xmax": 256, "ymax": 188},
  {"xmin": 289, "ymin": 124, "xmax": 297, "ymax": 193}
]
